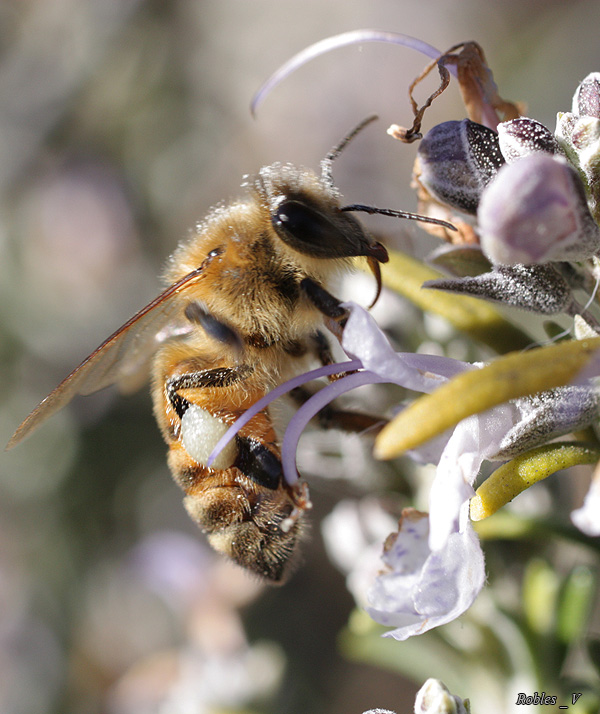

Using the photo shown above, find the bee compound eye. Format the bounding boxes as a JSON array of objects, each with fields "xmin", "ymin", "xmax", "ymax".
[
  {"xmin": 275, "ymin": 200, "xmax": 324, "ymax": 240},
  {"xmin": 273, "ymin": 199, "xmax": 346, "ymax": 257},
  {"xmin": 180, "ymin": 405, "xmax": 237, "ymax": 469}
]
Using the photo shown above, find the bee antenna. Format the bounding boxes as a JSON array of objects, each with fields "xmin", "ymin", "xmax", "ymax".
[
  {"xmin": 341, "ymin": 204, "xmax": 457, "ymax": 231},
  {"xmin": 320, "ymin": 115, "xmax": 378, "ymax": 188}
]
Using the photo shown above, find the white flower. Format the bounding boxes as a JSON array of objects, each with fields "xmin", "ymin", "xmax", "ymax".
[
  {"xmin": 321, "ymin": 498, "xmax": 398, "ymax": 608},
  {"xmin": 362, "ymin": 678, "xmax": 470, "ymax": 714}
]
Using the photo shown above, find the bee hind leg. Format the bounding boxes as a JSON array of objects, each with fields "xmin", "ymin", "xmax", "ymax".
[{"xmin": 166, "ymin": 366, "xmax": 251, "ymax": 419}]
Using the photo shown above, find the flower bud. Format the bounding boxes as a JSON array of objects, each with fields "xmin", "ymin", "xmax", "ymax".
[
  {"xmin": 417, "ymin": 119, "xmax": 504, "ymax": 214},
  {"xmin": 414, "ymin": 679, "xmax": 470, "ymax": 714},
  {"xmin": 494, "ymin": 386, "xmax": 600, "ymax": 459},
  {"xmin": 572, "ymin": 72, "xmax": 600, "ymax": 118},
  {"xmin": 556, "ymin": 111, "xmax": 600, "ymax": 222},
  {"xmin": 498, "ymin": 117, "xmax": 562, "ymax": 162},
  {"xmin": 478, "ymin": 153, "xmax": 600, "ymax": 264}
]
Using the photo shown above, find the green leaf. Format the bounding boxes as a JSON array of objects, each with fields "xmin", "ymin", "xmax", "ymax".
[
  {"xmin": 522, "ymin": 559, "xmax": 559, "ymax": 636},
  {"xmin": 470, "ymin": 442, "xmax": 600, "ymax": 520},
  {"xmin": 557, "ymin": 566, "xmax": 596, "ymax": 643}
]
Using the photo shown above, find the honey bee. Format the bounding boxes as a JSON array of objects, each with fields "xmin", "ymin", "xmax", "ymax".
[{"xmin": 8, "ymin": 117, "xmax": 452, "ymax": 582}]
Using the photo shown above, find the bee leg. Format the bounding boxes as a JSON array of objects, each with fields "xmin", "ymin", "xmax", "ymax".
[
  {"xmin": 289, "ymin": 386, "xmax": 386, "ymax": 436},
  {"xmin": 310, "ymin": 329, "xmax": 357, "ymax": 382},
  {"xmin": 300, "ymin": 277, "xmax": 349, "ymax": 339},
  {"xmin": 166, "ymin": 366, "xmax": 250, "ymax": 419},
  {"xmin": 184, "ymin": 301, "xmax": 244, "ymax": 353},
  {"xmin": 311, "ymin": 330, "xmax": 335, "ymax": 367}
]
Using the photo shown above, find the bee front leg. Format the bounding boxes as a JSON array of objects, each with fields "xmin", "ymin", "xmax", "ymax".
[
  {"xmin": 184, "ymin": 301, "xmax": 244, "ymax": 353},
  {"xmin": 300, "ymin": 277, "xmax": 349, "ymax": 340}
]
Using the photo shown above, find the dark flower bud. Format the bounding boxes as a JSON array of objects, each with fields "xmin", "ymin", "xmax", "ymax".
[
  {"xmin": 573, "ymin": 72, "xmax": 600, "ymax": 118},
  {"xmin": 497, "ymin": 118, "xmax": 562, "ymax": 162},
  {"xmin": 494, "ymin": 386, "xmax": 600, "ymax": 460},
  {"xmin": 417, "ymin": 119, "xmax": 504, "ymax": 215},
  {"xmin": 478, "ymin": 153, "xmax": 600, "ymax": 264},
  {"xmin": 424, "ymin": 264, "xmax": 573, "ymax": 315}
]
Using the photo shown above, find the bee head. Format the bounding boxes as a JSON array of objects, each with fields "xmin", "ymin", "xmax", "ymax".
[{"xmin": 254, "ymin": 117, "xmax": 388, "ymax": 268}]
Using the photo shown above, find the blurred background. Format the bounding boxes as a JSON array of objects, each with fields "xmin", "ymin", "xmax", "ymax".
[{"xmin": 1, "ymin": 1, "xmax": 600, "ymax": 713}]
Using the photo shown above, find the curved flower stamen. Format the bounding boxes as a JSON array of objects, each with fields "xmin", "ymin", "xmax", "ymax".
[
  {"xmin": 206, "ymin": 359, "xmax": 361, "ymax": 468},
  {"xmin": 251, "ymin": 31, "xmax": 448, "ymax": 115},
  {"xmin": 281, "ymin": 369, "xmax": 390, "ymax": 484}
]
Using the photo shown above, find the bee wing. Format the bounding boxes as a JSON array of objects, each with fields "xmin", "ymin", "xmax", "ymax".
[{"xmin": 7, "ymin": 267, "xmax": 204, "ymax": 449}]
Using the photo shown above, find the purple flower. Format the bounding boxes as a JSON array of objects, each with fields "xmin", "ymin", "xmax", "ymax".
[
  {"xmin": 416, "ymin": 119, "xmax": 504, "ymax": 215},
  {"xmin": 573, "ymin": 72, "xmax": 600, "ymax": 118},
  {"xmin": 497, "ymin": 117, "xmax": 562, "ymax": 162}
]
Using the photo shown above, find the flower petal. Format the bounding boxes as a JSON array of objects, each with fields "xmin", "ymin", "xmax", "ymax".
[
  {"xmin": 428, "ymin": 405, "xmax": 519, "ymax": 550},
  {"xmin": 367, "ymin": 510, "xmax": 485, "ymax": 640}
]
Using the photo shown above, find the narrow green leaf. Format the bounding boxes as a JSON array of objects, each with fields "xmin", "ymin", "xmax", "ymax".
[
  {"xmin": 470, "ymin": 442, "xmax": 600, "ymax": 520},
  {"xmin": 557, "ymin": 566, "xmax": 596, "ymax": 643},
  {"xmin": 522, "ymin": 559, "xmax": 559, "ymax": 636}
]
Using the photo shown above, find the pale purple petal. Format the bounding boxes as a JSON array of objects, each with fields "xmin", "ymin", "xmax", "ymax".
[
  {"xmin": 342, "ymin": 302, "xmax": 472, "ymax": 390},
  {"xmin": 413, "ymin": 527, "xmax": 484, "ymax": 618},
  {"xmin": 367, "ymin": 511, "xmax": 485, "ymax": 640},
  {"xmin": 429, "ymin": 404, "xmax": 519, "ymax": 551}
]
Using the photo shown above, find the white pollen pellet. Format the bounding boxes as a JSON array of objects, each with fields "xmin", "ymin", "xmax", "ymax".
[{"xmin": 180, "ymin": 404, "xmax": 238, "ymax": 469}]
